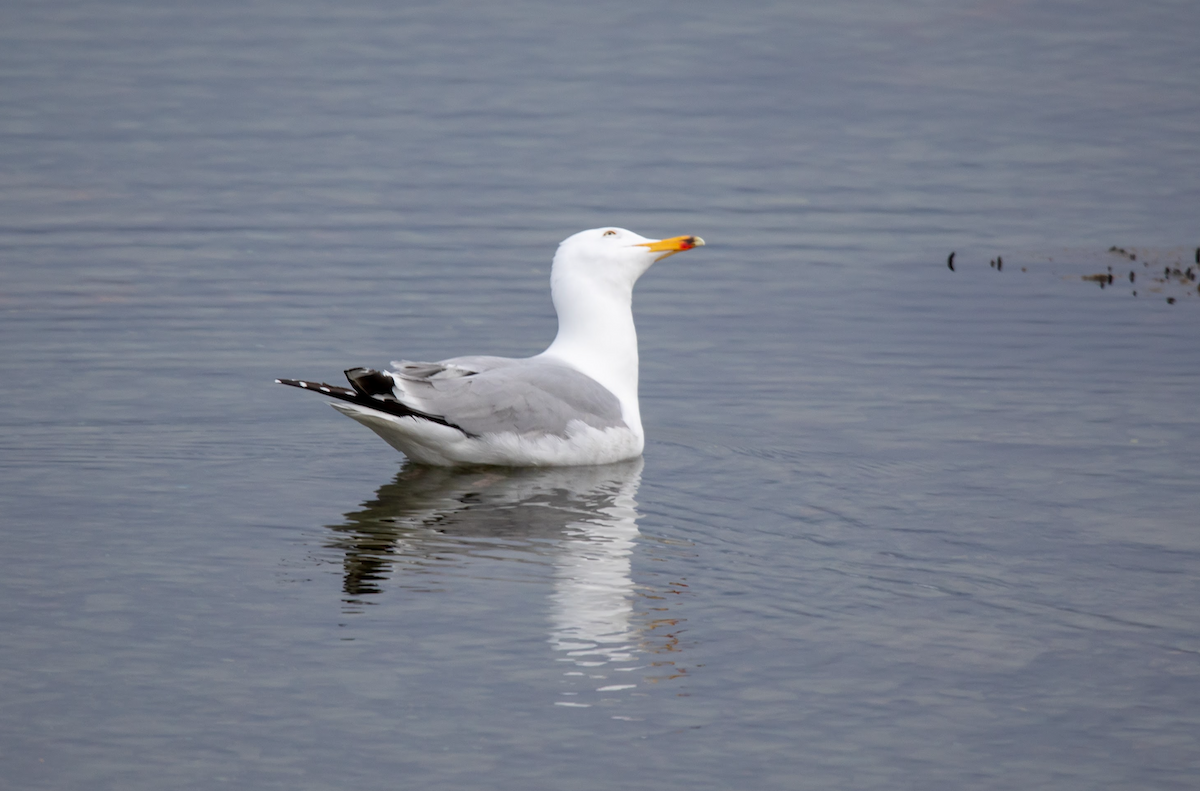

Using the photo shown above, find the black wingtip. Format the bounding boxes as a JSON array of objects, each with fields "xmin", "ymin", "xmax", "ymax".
[
  {"xmin": 276, "ymin": 377, "xmax": 357, "ymax": 398},
  {"xmin": 277, "ymin": 373, "xmax": 477, "ymax": 438},
  {"xmin": 345, "ymin": 367, "xmax": 397, "ymax": 397}
]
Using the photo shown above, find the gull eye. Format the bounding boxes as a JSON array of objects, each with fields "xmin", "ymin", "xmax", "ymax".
[{"xmin": 603, "ymin": 230, "xmax": 617, "ymax": 237}]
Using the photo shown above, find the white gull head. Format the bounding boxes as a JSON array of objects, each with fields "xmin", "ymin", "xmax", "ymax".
[{"xmin": 539, "ymin": 228, "xmax": 705, "ymax": 443}]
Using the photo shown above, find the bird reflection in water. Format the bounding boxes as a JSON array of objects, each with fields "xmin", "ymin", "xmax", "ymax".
[{"xmin": 324, "ymin": 458, "xmax": 689, "ymax": 703}]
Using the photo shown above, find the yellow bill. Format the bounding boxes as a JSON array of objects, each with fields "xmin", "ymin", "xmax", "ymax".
[{"xmin": 637, "ymin": 235, "xmax": 706, "ymax": 260}]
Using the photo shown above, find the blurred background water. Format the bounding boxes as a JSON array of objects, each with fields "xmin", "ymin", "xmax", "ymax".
[{"xmin": 2, "ymin": 1, "xmax": 1199, "ymax": 789}]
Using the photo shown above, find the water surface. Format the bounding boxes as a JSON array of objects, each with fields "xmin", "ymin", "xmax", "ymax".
[{"xmin": 2, "ymin": 1, "xmax": 1199, "ymax": 789}]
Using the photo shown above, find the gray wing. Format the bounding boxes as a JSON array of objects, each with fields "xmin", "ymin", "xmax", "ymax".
[{"xmin": 387, "ymin": 357, "xmax": 625, "ymax": 437}]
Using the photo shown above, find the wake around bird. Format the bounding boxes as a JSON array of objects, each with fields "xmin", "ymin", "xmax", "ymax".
[{"xmin": 277, "ymin": 228, "xmax": 705, "ymax": 467}]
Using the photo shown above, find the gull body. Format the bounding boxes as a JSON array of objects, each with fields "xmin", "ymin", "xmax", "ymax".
[{"xmin": 277, "ymin": 227, "xmax": 704, "ymax": 466}]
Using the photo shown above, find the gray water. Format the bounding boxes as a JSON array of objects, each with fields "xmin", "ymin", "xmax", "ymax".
[{"xmin": 3, "ymin": 1, "xmax": 1200, "ymax": 789}]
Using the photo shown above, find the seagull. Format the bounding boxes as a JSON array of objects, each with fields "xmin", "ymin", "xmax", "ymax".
[{"xmin": 277, "ymin": 228, "xmax": 705, "ymax": 466}]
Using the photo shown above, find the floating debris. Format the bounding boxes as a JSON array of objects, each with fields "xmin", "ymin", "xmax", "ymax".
[
  {"xmin": 967, "ymin": 247, "xmax": 1194, "ymax": 303},
  {"xmin": 1167, "ymin": 297, "xmax": 1176, "ymax": 304},
  {"xmin": 947, "ymin": 252, "xmax": 955, "ymax": 271}
]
